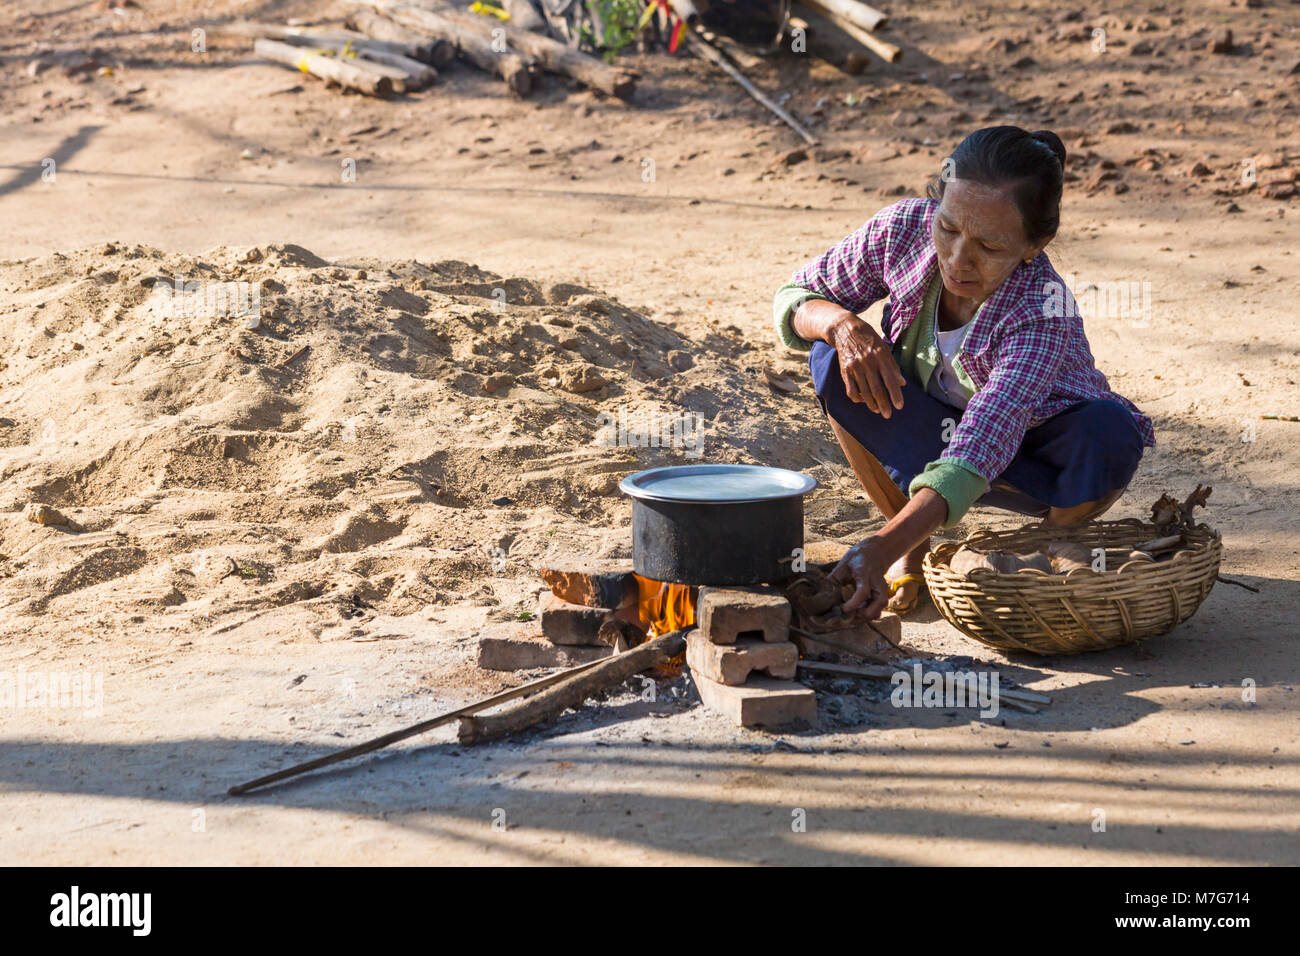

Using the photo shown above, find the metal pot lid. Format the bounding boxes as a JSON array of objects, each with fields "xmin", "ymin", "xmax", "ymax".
[{"xmin": 619, "ymin": 464, "xmax": 816, "ymax": 504}]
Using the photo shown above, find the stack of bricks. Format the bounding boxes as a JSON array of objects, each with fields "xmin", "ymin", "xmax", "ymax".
[
  {"xmin": 687, "ymin": 587, "xmax": 816, "ymax": 728},
  {"xmin": 476, "ymin": 560, "xmax": 641, "ymax": 671}
]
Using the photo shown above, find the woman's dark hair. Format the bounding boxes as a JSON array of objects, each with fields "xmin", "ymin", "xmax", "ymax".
[{"xmin": 925, "ymin": 126, "xmax": 1067, "ymax": 245}]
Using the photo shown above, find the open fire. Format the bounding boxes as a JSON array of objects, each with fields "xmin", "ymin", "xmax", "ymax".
[{"xmin": 634, "ymin": 574, "xmax": 697, "ymax": 638}]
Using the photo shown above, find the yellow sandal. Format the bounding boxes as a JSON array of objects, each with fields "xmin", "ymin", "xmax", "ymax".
[{"xmin": 886, "ymin": 573, "xmax": 927, "ymax": 615}]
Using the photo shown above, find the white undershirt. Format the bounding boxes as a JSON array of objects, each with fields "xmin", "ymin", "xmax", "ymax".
[{"xmin": 929, "ymin": 317, "xmax": 972, "ymax": 409}]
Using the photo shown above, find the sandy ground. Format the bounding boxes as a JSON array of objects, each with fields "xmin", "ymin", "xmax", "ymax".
[{"xmin": 0, "ymin": 0, "xmax": 1297, "ymax": 865}]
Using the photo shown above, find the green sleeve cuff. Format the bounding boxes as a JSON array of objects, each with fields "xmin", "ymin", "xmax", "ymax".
[
  {"xmin": 908, "ymin": 458, "xmax": 990, "ymax": 529},
  {"xmin": 773, "ymin": 283, "xmax": 827, "ymax": 352}
]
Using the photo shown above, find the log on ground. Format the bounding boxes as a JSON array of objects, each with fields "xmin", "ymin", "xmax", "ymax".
[
  {"xmin": 438, "ymin": 8, "xmax": 636, "ymax": 98},
  {"xmin": 253, "ymin": 38, "xmax": 393, "ymax": 96},
  {"xmin": 375, "ymin": 4, "xmax": 535, "ymax": 95},
  {"xmin": 457, "ymin": 629, "xmax": 689, "ymax": 743},
  {"xmin": 348, "ymin": 9, "xmax": 456, "ymax": 66}
]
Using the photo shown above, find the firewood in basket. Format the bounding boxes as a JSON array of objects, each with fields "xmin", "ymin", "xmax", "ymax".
[
  {"xmin": 1150, "ymin": 484, "xmax": 1212, "ymax": 533},
  {"xmin": 1043, "ymin": 540, "xmax": 1093, "ymax": 574},
  {"xmin": 1150, "ymin": 493, "xmax": 1181, "ymax": 529},
  {"xmin": 1135, "ymin": 533, "xmax": 1185, "ymax": 555}
]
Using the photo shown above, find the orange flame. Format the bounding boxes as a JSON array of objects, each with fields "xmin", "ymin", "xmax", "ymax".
[{"xmin": 634, "ymin": 574, "xmax": 697, "ymax": 638}]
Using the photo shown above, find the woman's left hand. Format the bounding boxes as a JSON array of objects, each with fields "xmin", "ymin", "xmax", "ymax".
[{"xmin": 827, "ymin": 536, "xmax": 892, "ymax": 619}]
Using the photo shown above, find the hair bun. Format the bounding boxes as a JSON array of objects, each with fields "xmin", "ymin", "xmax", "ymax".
[{"xmin": 1030, "ymin": 129, "xmax": 1067, "ymax": 168}]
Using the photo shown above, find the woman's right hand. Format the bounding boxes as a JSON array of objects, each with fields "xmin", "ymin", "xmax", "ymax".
[{"xmin": 825, "ymin": 311, "xmax": 906, "ymax": 418}]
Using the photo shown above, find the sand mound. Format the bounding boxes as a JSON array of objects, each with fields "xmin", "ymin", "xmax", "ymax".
[{"xmin": 0, "ymin": 243, "xmax": 834, "ymax": 638}]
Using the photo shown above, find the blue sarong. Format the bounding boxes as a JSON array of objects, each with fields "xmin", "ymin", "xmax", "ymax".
[{"xmin": 807, "ymin": 328, "xmax": 1146, "ymax": 519}]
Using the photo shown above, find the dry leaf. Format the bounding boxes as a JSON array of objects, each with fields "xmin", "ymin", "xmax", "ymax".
[{"xmin": 763, "ymin": 365, "xmax": 800, "ymax": 393}]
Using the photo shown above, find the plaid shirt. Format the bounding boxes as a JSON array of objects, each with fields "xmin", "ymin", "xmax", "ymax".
[{"xmin": 788, "ymin": 197, "xmax": 1156, "ymax": 484}]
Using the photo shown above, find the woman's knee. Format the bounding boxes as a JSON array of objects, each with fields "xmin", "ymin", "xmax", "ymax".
[
  {"xmin": 1076, "ymin": 401, "xmax": 1142, "ymax": 448},
  {"xmin": 809, "ymin": 341, "xmax": 844, "ymax": 401}
]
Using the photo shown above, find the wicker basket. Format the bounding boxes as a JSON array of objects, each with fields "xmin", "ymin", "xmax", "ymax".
[{"xmin": 922, "ymin": 518, "xmax": 1222, "ymax": 656}]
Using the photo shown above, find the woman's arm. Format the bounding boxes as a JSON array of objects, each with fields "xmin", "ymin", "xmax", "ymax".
[
  {"xmin": 773, "ymin": 202, "xmax": 906, "ymax": 351},
  {"xmin": 794, "ymin": 300, "xmax": 907, "ymax": 418},
  {"xmin": 828, "ymin": 488, "xmax": 948, "ymax": 617}
]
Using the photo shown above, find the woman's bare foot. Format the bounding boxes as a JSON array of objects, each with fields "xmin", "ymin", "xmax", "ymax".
[{"xmin": 885, "ymin": 536, "xmax": 931, "ymax": 614}]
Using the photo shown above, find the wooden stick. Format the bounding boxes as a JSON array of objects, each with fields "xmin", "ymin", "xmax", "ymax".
[
  {"xmin": 1135, "ymin": 534, "xmax": 1184, "ymax": 554},
  {"xmin": 694, "ymin": 22, "xmax": 765, "ymax": 71},
  {"xmin": 684, "ymin": 30, "xmax": 818, "ymax": 146},
  {"xmin": 346, "ymin": 45, "xmax": 439, "ymax": 89},
  {"xmin": 796, "ymin": 659, "xmax": 1052, "ymax": 706},
  {"xmin": 797, "ymin": 660, "xmax": 1039, "ymax": 713},
  {"xmin": 228, "ymin": 653, "xmax": 614, "ymax": 795},
  {"xmin": 1215, "ymin": 574, "xmax": 1260, "ymax": 593},
  {"xmin": 376, "ymin": 3, "xmax": 535, "ymax": 95},
  {"xmin": 426, "ymin": 7, "xmax": 636, "ymax": 97},
  {"xmin": 458, "ymin": 629, "xmax": 690, "ymax": 744},
  {"xmin": 298, "ymin": 42, "xmax": 431, "ymax": 92},
  {"xmin": 348, "ymin": 8, "xmax": 456, "ymax": 65},
  {"xmin": 219, "ymin": 21, "xmax": 431, "ymax": 61},
  {"xmin": 254, "ymin": 38, "xmax": 393, "ymax": 96},
  {"xmin": 802, "ymin": 0, "xmax": 887, "ymax": 33},
  {"xmin": 802, "ymin": 1, "xmax": 901, "ymax": 63}
]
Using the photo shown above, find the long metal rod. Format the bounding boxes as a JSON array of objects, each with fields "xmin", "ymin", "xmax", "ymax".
[
  {"xmin": 228, "ymin": 654, "xmax": 612, "ymax": 795},
  {"xmin": 685, "ymin": 30, "xmax": 818, "ymax": 146}
]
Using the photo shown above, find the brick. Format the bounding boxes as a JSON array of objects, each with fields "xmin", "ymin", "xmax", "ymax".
[
  {"xmin": 539, "ymin": 592, "xmax": 615, "ymax": 645},
  {"xmin": 796, "ymin": 612, "xmax": 903, "ymax": 660},
  {"xmin": 477, "ymin": 625, "xmax": 612, "ymax": 670},
  {"xmin": 691, "ymin": 672, "xmax": 817, "ymax": 728},
  {"xmin": 539, "ymin": 559, "xmax": 636, "ymax": 609},
  {"xmin": 697, "ymin": 587, "xmax": 791, "ymax": 645},
  {"xmin": 686, "ymin": 631, "xmax": 797, "ymax": 686}
]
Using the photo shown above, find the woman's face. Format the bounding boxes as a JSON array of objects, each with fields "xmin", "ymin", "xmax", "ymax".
[{"xmin": 931, "ymin": 179, "xmax": 1050, "ymax": 303}]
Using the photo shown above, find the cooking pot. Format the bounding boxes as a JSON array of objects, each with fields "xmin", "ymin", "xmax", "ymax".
[{"xmin": 619, "ymin": 464, "xmax": 817, "ymax": 586}]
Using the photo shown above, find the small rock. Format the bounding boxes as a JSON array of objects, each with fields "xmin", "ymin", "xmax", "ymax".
[
  {"xmin": 1009, "ymin": 55, "xmax": 1036, "ymax": 69},
  {"xmin": 1187, "ymin": 161, "xmax": 1213, "ymax": 178},
  {"xmin": 776, "ymin": 147, "xmax": 808, "ymax": 167},
  {"xmin": 667, "ymin": 350, "xmax": 694, "ymax": 372},
  {"xmin": 1084, "ymin": 169, "xmax": 1120, "ymax": 191},
  {"xmin": 1208, "ymin": 29, "xmax": 1233, "ymax": 55},
  {"xmin": 1105, "ymin": 121, "xmax": 1139, "ymax": 134},
  {"xmin": 567, "ymin": 293, "xmax": 610, "ymax": 315},
  {"xmin": 25, "ymin": 503, "xmax": 69, "ymax": 527},
  {"xmin": 560, "ymin": 365, "xmax": 606, "ymax": 393},
  {"xmin": 483, "ymin": 373, "xmax": 514, "ymax": 394},
  {"xmin": 1054, "ymin": 24, "xmax": 1089, "ymax": 42},
  {"xmin": 889, "ymin": 110, "xmax": 923, "ymax": 128}
]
